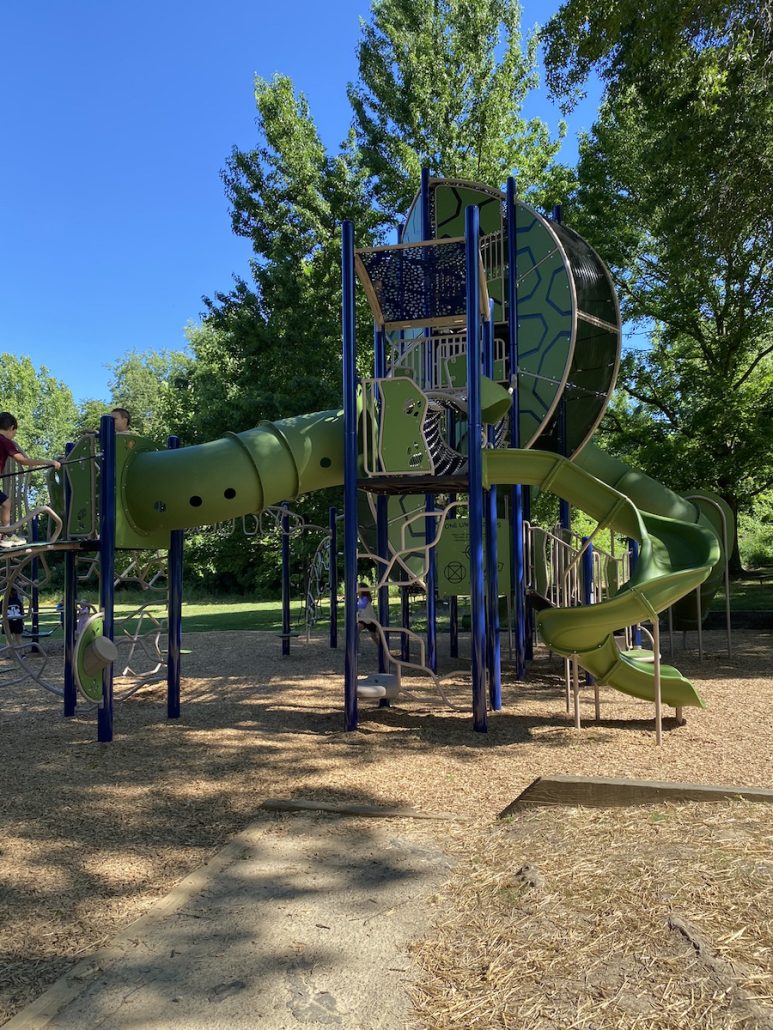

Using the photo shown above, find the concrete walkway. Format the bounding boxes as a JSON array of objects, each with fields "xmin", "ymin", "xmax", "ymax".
[{"xmin": 7, "ymin": 812, "xmax": 453, "ymax": 1030}]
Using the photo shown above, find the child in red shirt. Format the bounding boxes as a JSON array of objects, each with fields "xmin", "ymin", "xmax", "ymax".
[{"xmin": 0, "ymin": 412, "xmax": 61, "ymax": 548}]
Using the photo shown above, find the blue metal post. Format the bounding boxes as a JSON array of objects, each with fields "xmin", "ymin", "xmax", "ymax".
[
  {"xmin": 329, "ymin": 506, "xmax": 338, "ymax": 648},
  {"xmin": 167, "ymin": 436, "xmax": 183, "ymax": 719},
  {"xmin": 628, "ymin": 538, "xmax": 642, "ymax": 646},
  {"xmin": 419, "ymin": 167, "xmax": 438, "ymax": 674},
  {"xmin": 30, "ymin": 515, "xmax": 40, "ymax": 641},
  {"xmin": 281, "ymin": 502, "xmax": 291, "ymax": 656},
  {"xmin": 506, "ymin": 176, "xmax": 526, "ymax": 680},
  {"xmin": 342, "ymin": 220, "xmax": 359, "ymax": 731},
  {"xmin": 483, "ymin": 301, "xmax": 501, "ymax": 710},
  {"xmin": 466, "ymin": 205, "xmax": 487, "ymax": 732},
  {"xmin": 63, "ymin": 441, "xmax": 77, "ymax": 717},
  {"xmin": 424, "ymin": 495, "xmax": 438, "ymax": 673},
  {"xmin": 97, "ymin": 415, "xmax": 116, "ymax": 742}
]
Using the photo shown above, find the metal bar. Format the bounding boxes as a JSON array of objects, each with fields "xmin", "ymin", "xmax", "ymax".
[
  {"xmin": 329, "ymin": 506, "xmax": 338, "ymax": 649},
  {"xmin": 523, "ymin": 487, "xmax": 533, "ymax": 659},
  {"xmin": 30, "ymin": 515, "xmax": 40, "ymax": 641},
  {"xmin": 63, "ymin": 441, "xmax": 77, "ymax": 717},
  {"xmin": 425, "ymin": 494, "xmax": 437, "ymax": 673},
  {"xmin": 484, "ymin": 301, "xmax": 501, "ymax": 710},
  {"xmin": 97, "ymin": 414, "xmax": 116, "ymax": 743},
  {"xmin": 506, "ymin": 177, "xmax": 526, "ymax": 682},
  {"xmin": 342, "ymin": 220, "xmax": 359, "ymax": 731},
  {"xmin": 167, "ymin": 435, "xmax": 183, "ymax": 719},
  {"xmin": 466, "ymin": 204, "xmax": 487, "ymax": 733},
  {"xmin": 628, "ymin": 538, "xmax": 642, "ymax": 646}
]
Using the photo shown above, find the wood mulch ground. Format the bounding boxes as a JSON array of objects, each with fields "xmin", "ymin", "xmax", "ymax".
[{"xmin": 0, "ymin": 627, "xmax": 771, "ymax": 1026}]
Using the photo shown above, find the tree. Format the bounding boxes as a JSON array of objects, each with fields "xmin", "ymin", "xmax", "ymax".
[
  {"xmin": 543, "ymin": 0, "xmax": 773, "ymax": 571},
  {"xmin": 0, "ymin": 354, "xmax": 79, "ymax": 457},
  {"xmin": 349, "ymin": 0, "xmax": 571, "ymax": 221},
  {"xmin": 108, "ymin": 350, "xmax": 192, "ymax": 444}
]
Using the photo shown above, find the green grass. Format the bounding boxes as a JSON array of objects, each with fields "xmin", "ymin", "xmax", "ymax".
[{"xmin": 24, "ymin": 576, "xmax": 773, "ymax": 641}]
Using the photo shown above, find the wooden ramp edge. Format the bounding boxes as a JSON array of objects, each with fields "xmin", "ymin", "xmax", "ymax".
[{"xmin": 499, "ymin": 775, "xmax": 773, "ymax": 817}]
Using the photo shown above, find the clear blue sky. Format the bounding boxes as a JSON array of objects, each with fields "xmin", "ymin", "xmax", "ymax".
[{"xmin": 1, "ymin": 0, "xmax": 602, "ymax": 405}]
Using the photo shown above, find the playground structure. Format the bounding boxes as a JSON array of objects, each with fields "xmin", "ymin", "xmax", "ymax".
[{"xmin": 0, "ymin": 173, "xmax": 732, "ymax": 743}]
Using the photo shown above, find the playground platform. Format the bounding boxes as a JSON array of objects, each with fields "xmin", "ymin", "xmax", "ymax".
[{"xmin": 5, "ymin": 811, "xmax": 451, "ymax": 1030}]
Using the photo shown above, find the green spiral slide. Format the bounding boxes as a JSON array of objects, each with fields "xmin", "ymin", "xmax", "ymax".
[{"xmin": 119, "ymin": 406, "xmax": 720, "ymax": 710}]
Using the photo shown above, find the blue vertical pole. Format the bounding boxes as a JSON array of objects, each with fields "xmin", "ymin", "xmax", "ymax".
[
  {"xmin": 419, "ymin": 167, "xmax": 438, "ymax": 674},
  {"xmin": 342, "ymin": 220, "xmax": 359, "ymax": 731},
  {"xmin": 329, "ymin": 506, "xmax": 338, "ymax": 648},
  {"xmin": 281, "ymin": 502, "xmax": 291, "ymax": 656},
  {"xmin": 483, "ymin": 301, "xmax": 501, "ymax": 710},
  {"xmin": 506, "ymin": 176, "xmax": 526, "ymax": 680},
  {"xmin": 167, "ymin": 435, "xmax": 183, "ymax": 719},
  {"xmin": 466, "ymin": 205, "xmax": 487, "ymax": 732},
  {"xmin": 30, "ymin": 515, "xmax": 40, "ymax": 641},
  {"xmin": 63, "ymin": 441, "xmax": 77, "ymax": 717},
  {"xmin": 628, "ymin": 538, "xmax": 642, "ymax": 646},
  {"xmin": 97, "ymin": 414, "xmax": 115, "ymax": 743}
]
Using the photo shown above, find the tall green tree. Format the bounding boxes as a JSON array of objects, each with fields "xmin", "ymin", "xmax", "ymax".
[
  {"xmin": 543, "ymin": 0, "xmax": 773, "ymax": 570},
  {"xmin": 108, "ymin": 349, "xmax": 192, "ymax": 444},
  {"xmin": 349, "ymin": 0, "xmax": 571, "ymax": 221},
  {"xmin": 0, "ymin": 354, "xmax": 78, "ymax": 458}
]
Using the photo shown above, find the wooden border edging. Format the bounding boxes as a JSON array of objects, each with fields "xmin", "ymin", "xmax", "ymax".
[
  {"xmin": 261, "ymin": 798, "xmax": 464, "ymax": 822},
  {"xmin": 499, "ymin": 775, "xmax": 773, "ymax": 816}
]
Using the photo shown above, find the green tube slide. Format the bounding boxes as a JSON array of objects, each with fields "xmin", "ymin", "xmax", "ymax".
[
  {"xmin": 123, "ymin": 409, "xmax": 346, "ymax": 535},
  {"xmin": 484, "ymin": 448, "xmax": 721, "ymax": 708}
]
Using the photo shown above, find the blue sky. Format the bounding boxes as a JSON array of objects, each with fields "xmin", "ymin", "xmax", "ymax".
[{"xmin": 1, "ymin": 0, "xmax": 602, "ymax": 405}]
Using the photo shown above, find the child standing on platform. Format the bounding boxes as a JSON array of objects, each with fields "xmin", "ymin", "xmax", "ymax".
[{"xmin": 0, "ymin": 412, "xmax": 61, "ymax": 548}]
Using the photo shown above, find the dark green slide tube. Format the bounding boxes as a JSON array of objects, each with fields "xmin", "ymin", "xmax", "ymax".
[{"xmin": 124, "ymin": 409, "xmax": 345, "ymax": 535}]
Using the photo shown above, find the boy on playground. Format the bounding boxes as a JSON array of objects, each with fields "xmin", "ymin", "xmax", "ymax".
[
  {"xmin": 0, "ymin": 412, "xmax": 61, "ymax": 548},
  {"xmin": 357, "ymin": 583, "xmax": 380, "ymax": 647},
  {"xmin": 111, "ymin": 408, "xmax": 131, "ymax": 432}
]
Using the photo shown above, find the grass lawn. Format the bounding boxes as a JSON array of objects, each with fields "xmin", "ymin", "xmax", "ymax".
[{"xmin": 25, "ymin": 575, "xmax": 772, "ymax": 640}]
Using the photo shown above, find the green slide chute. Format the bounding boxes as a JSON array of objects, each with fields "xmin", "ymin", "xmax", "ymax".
[{"xmin": 484, "ymin": 447, "xmax": 720, "ymax": 708}]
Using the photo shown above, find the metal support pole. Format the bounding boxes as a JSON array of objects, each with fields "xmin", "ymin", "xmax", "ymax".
[
  {"xmin": 30, "ymin": 516, "xmax": 40, "ymax": 642},
  {"xmin": 63, "ymin": 441, "xmax": 77, "ymax": 717},
  {"xmin": 628, "ymin": 538, "xmax": 642, "ymax": 647},
  {"xmin": 167, "ymin": 436, "xmax": 183, "ymax": 719},
  {"xmin": 523, "ymin": 486, "xmax": 534, "ymax": 660},
  {"xmin": 97, "ymin": 414, "xmax": 116, "ymax": 743},
  {"xmin": 484, "ymin": 301, "xmax": 501, "ymax": 710},
  {"xmin": 401, "ymin": 587, "xmax": 410, "ymax": 662},
  {"xmin": 425, "ymin": 495, "xmax": 437, "ymax": 673},
  {"xmin": 466, "ymin": 204, "xmax": 487, "ymax": 732},
  {"xmin": 281, "ymin": 503, "xmax": 291, "ymax": 656},
  {"xmin": 342, "ymin": 220, "xmax": 359, "ymax": 731},
  {"xmin": 506, "ymin": 176, "xmax": 526, "ymax": 681},
  {"xmin": 329, "ymin": 506, "xmax": 338, "ymax": 649}
]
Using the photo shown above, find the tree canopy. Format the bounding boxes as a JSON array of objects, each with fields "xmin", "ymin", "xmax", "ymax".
[{"xmin": 543, "ymin": 0, "xmax": 773, "ymax": 567}]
